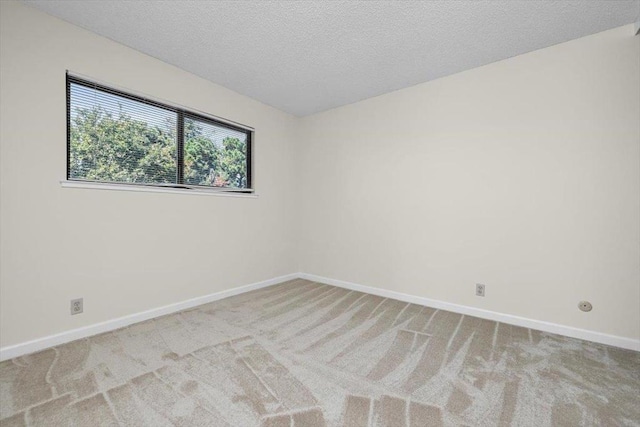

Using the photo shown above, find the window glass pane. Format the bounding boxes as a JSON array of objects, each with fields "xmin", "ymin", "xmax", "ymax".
[
  {"xmin": 184, "ymin": 117, "xmax": 249, "ymax": 188},
  {"xmin": 69, "ymin": 82, "xmax": 177, "ymax": 184}
]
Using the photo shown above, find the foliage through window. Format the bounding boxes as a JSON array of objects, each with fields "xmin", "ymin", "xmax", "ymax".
[{"xmin": 67, "ymin": 75, "xmax": 252, "ymax": 191}]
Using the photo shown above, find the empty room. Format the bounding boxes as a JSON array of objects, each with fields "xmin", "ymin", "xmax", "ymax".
[{"xmin": 1, "ymin": 1, "xmax": 639, "ymax": 426}]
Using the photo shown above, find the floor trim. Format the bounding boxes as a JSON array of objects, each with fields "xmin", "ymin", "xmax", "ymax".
[
  {"xmin": 2, "ymin": 271, "xmax": 637, "ymax": 361},
  {"xmin": 0, "ymin": 273, "xmax": 299, "ymax": 361},
  {"xmin": 299, "ymin": 273, "xmax": 640, "ymax": 352}
]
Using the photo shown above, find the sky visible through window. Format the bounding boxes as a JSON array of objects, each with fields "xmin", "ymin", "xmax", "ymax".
[
  {"xmin": 70, "ymin": 83, "xmax": 175, "ymax": 131},
  {"xmin": 69, "ymin": 84, "xmax": 246, "ymax": 148}
]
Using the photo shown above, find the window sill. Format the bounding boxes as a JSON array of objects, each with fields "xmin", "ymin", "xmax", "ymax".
[{"xmin": 60, "ymin": 180, "xmax": 258, "ymax": 198}]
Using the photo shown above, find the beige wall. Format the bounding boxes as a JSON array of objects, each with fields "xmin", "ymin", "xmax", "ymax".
[
  {"xmin": 0, "ymin": 2, "xmax": 298, "ymax": 347},
  {"xmin": 298, "ymin": 25, "xmax": 640, "ymax": 341},
  {"xmin": 2, "ymin": 1, "xmax": 639, "ymax": 349}
]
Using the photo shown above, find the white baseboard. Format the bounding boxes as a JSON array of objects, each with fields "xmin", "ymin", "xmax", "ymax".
[
  {"xmin": 0, "ymin": 273, "xmax": 299, "ymax": 361},
  {"xmin": 2, "ymin": 271, "xmax": 637, "ymax": 361},
  {"xmin": 299, "ymin": 273, "xmax": 640, "ymax": 352}
]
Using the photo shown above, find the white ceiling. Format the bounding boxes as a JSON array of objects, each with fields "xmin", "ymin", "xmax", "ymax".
[{"xmin": 25, "ymin": 1, "xmax": 640, "ymax": 117}]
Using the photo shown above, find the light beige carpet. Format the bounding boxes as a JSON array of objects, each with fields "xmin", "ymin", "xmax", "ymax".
[{"xmin": 1, "ymin": 279, "xmax": 639, "ymax": 426}]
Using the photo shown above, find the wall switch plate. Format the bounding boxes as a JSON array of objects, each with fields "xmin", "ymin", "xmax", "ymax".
[
  {"xmin": 71, "ymin": 298, "xmax": 83, "ymax": 315},
  {"xmin": 476, "ymin": 284, "xmax": 485, "ymax": 297}
]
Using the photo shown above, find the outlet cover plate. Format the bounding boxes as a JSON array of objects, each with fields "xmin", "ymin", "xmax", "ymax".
[{"xmin": 71, "ymin": 298, "xmax": 83, "ymax": 315}]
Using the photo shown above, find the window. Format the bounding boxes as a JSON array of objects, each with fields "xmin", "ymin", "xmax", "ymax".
[{"xmin": 67, "ymin": 74, "xmax": 252, "ymax": 192}]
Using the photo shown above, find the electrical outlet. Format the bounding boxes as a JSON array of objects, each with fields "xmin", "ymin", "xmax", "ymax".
[
  {"xmin": 70, "ymin": 298, "xmax": 83, "ymax": 315},
  {"xmin": 476, "ymin": 284, "xmax": 485, "ymax": 297}
]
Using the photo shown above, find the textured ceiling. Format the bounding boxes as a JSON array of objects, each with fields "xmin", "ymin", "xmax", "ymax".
[{"xmin": 24, "ymin": 1, "xmax": 640, "ymax": 116}]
